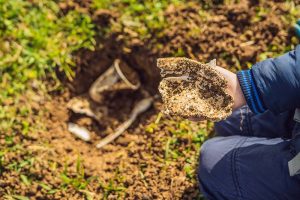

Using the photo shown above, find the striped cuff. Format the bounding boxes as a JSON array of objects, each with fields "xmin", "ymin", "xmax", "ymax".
[{"xmin": 237, "ymin": 69, "xmax": 266, "ymax": 114}]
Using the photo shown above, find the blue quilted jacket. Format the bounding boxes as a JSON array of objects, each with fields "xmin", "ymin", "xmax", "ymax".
[{"xmin": 237, "ymin": 45, "xmax": 300, "ymax": 172}]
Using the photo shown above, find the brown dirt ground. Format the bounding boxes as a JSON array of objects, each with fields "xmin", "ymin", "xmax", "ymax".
[
  {"xmin": 1, "ymin": 0, "xmax": 299, "ymax": 199},
  {"xmin": 0, "ymin": 89, "xmax": 206, "ymax": 199}
]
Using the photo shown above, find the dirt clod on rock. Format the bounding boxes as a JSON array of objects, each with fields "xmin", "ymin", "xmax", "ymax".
[{"xmin": 158, "ymin": 57, "xmax": 233, "ymax": 121}]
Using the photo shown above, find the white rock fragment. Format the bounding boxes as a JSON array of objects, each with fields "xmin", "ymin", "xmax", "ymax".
[{"xmin": 68, "ymin": 123, "xmax": 91, "ymax": 142}]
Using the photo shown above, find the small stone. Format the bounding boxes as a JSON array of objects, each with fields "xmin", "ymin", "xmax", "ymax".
[{"xmin": 67, "ymin": 123, "xmax": 91, "ymax": 142}]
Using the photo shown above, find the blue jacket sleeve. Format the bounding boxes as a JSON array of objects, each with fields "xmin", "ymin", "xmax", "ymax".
[{"xmin": 237, "ymin": 45, "xmax": 300, "ymax": 114}]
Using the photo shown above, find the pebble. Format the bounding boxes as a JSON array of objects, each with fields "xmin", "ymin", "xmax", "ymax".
[{"xmin": 67, "ymin": 122, "xmax": 91, "ymax": 142}]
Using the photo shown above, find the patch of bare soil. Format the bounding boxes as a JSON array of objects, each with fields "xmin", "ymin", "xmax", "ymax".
[
  {"xmin": 158, "ymin": 57, "xmax": 233, "ymax": 121},
  {"xmin": 0, "ymin": 91, "xmax": 204, "ymax": 199}
]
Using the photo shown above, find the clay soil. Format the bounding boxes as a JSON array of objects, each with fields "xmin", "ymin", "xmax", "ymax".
[{"xmin": 0, "ymin": 0, "xmax": 299, "ymax": 199}]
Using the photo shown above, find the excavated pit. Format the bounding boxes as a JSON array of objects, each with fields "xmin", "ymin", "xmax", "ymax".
[{"xmin": 158, "ymin": 57, "xmax": 233, "ymax": 121}]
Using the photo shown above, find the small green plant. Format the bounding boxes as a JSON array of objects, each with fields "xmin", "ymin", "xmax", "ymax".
[
  {"xmin": 183, "ymin": 163, "xmax": 194, "ymax": 179},
  {"xmin": 60, "ymin": 157, "xmax": 96, "ymax": 191},
  {"xmin": 99, "ymin": 166, "xmax": 126, "ymax": 199},
  {"xmin": 145, "ymin": 112, "xmax": 162, "ymax": 133},
  {"xmin": 99, "ymin": 179, "xmax": 126, "ymax": 199},
  {"xmin": 7, "ymin": 157, "xmax": 34, "ymax": 172},
  {"xmin": 39, "ymin": 182, "xmax": 60, "ymax": 195},
  {"xmin": 0, "ymin": 151, "xmax": 4, "ymax": 174},
  {"xmin": 252, "ymin": 6, "xmax": 270, "ymax": 23},
  {"xmin": 20, "ymin": 174, "xmax": 31, "ymax": 186},
  {"xmin": 4, "ymin": 195, "xmax": 30, "ymax": 200}
]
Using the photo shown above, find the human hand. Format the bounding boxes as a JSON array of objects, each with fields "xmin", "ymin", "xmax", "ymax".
[{"xmin": 214, "ymin": 66, "xmax": 246, "ymax": 111}]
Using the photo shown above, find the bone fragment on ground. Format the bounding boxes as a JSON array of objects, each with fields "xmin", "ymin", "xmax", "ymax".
[
  {"xmin": 66, "ymin": 97, "xmax": 107, "ymax": 122},
  {"xmin": 89, "ymin": 59, "xmax": 140, "ymax": 103},
  {"xmin": 96, "ymin": 97, "xmax": 154, "ymax": 149},
  {"xmin": 158, "ymin": 57, "xmax": 233, "ymax": 121},
  {"xmin": 67, "ymin": 97, "xmax": 98, "ymax": 119},
  {"xmin": 68, "ymin": 122, "xmax": 91, "ymax": 142}
]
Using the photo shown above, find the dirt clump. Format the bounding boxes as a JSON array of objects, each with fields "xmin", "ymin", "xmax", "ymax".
[{"xmin": 158, "ymin": 57, "xmax": 233, "ymax": 121}]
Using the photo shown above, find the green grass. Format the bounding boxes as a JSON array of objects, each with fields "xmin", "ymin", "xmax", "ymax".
[
  {"xmin": 0, "ymin": 0, "xmax": 96, "ymax": 161},
  {"xmin": 146, "ymin": 114, "xmax": 213, "ymax": 179},
  {"xmin": 145, "ymin": 115, "xmax": 211, "ymax": 199},
  {"xmin": 92, "ymin": 0, "xmax": 184, "ymax": 41},
  {"xmin": 99, "ymin": 179, "xmax": 126, "ymax": 199},
  {"xmin": 0, "ymin": 0, "xmax": 95, "ymax": 97},
  {"xmin": 60, "ymin": 157, "xmax": 96, "ymax": 191},
  {"xmin": 0, "ymin": 1, "xmax": 96, "ymax": 198},
  {"xmin": 4, "ymin": 195, "xmax": 30, "ymax": 200},
  {"xmin": 0, "ymin": 0, "xmax": 96, "ymax": 138}
]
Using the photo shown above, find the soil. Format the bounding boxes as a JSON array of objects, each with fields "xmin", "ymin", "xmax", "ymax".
[
  {"xmin": 158, "ymin": 57, "xmax": 233, "ymax": 121},
  {"xmin": 0, "ymin": 91, "xmax": 204, "ymax": 199},
  {"xmin": 1, "ymin": 0, "xmax": 299, "ymax": 199}
]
